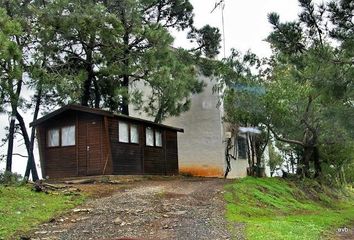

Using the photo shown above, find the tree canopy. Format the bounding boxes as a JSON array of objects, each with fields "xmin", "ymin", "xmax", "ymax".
[
  {"xmin": 219, "ymin": 0, "xmax": 354, "ymax": 181},
  {"xmin": 0, "ymin": 0, "xmax": 221, "ymax": 179}
]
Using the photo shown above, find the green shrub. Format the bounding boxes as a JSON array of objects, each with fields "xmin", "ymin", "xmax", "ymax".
[{"xmin": 0, "ymin": 171, "xmax": 26, "ymax": 186}]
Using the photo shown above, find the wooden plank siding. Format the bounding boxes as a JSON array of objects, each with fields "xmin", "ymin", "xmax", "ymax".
[
  {"xmin": 34, "ymin": 106, "xmax": 181, "ymax": 178},
  {"xmin": 165, "ymin": 130, "xmax": 179, "ymax": 175},
  {"xmin": 144, "ymin": 146, "xmax": 165, "ymax": 175},
  {"xmin": 108, "ymin": 118, "xmax": 143, "ymax": 175},
  {"xmin": 41, "ymin": 111, "xmax": 78, "ymax": 179}
]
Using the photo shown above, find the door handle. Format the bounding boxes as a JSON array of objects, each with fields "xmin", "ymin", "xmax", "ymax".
[{"xmin": 87, "ymin": 146, "xmax": 90, "ymax": 151}]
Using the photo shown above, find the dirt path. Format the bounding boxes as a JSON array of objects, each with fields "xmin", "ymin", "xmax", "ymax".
[{"xmin": 30, "ymin": 177, "xmax": 242, "ymax": 240}]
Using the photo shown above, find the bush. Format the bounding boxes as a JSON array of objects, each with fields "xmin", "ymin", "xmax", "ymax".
[{"xmin": 0, "ymin": 171, "xmax": 26, "ymax": 186}]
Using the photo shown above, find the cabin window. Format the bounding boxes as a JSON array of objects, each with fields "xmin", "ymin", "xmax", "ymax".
[
  {"xmin": 130, "ymin": 124, "xmax": 139, "ymax": 143},
  {"xmin": 145, "ymin": 127, "xmax": 163, "ymax": 147},
  {"xmin": 61, "ymin": 125, "xmax": 76, "ymax": 146},
  {"xmin": 119, "ymin": 122, "xmax": 129, "ymax": 143},
  {"xmin": 146, "ymin": 127, "xmax": 154, "ymax": 146},
  {"xmin": 155, "ymin": 130, "xmax": 162, "ymax": 147},
  {"xmin": 47, "ymin": 129, "xmax": 59, "ymax": 147}
]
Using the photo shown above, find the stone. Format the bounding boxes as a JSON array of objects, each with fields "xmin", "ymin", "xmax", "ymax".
[{"xmin": 114, "ymin": 217, "xmax": 123, "ymax": 225}]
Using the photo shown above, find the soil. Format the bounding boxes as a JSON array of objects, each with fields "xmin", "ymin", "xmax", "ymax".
[
  {"xmin": 28, "ymin": 177, "xmax": 244, "ymax": 240},
  {"xmin": 334, "ymin": 223, "xmax": 354, "ymax": 240}
]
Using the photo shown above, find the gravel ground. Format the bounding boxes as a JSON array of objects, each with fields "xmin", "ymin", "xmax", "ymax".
[{"xmin": 29, "ymin": 177, "xmax": 244, "ymax": 240}]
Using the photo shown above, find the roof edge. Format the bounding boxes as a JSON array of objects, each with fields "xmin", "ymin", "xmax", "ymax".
[{"xmin": 30, "ymin": 104, "xmax": 184, "ymax": 132}]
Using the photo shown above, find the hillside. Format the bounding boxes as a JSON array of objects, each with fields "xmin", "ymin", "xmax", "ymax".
[{"xmin": 225, "ymin": 177, "xmax": 354, "ymax": 240}]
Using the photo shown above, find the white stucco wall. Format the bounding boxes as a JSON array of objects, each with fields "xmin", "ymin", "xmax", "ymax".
[
  {"xmin": 163, "ymin": 75, "xmax": 225, "ymax": 177},
  {"xmin": 129, "ymin": 74, "xmax": 253, "ymax": 178}
]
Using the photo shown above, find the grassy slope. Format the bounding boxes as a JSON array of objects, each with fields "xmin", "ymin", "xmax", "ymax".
[
  {"xmin": 225, "ymin": 177, "xmax": 354, "ymax": 240},
  {"xmin": 0, "ymin": 185, "xmax": 85, "ymax": 239}
]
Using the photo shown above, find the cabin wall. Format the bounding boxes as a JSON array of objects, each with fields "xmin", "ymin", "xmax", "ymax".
[
  {"xmin": 165, "ymin": 130, "xmax": 178, "ymax": 175},
  {"xmin": 36, "ymin": 109, "xmax": 179, "ymax": 178},
  {"xmin": 108, "ymin": 118, "xmax": 179, "ymax": 175},
  {"xmin": 41, "ymin": 111, "xmax": 77, "ymax": 179},
  {"xmin": 108, "ymin": 118, "xmax": 143, "ymax": 174},
  {"xmin": 144, "ymin": 141, "xmax": 165, "ymax": 175}
]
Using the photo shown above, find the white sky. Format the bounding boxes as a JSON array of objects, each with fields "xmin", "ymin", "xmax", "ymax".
[
  {"xmin": 0, "ymin": 0, "xmax": 326, "ymax": 177},
  {"xmin": 174, "ymin": 0, "xmax": 326, "ymax": 58}
]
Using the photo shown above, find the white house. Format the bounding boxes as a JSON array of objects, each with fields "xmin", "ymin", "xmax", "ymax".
[{"xmin": 130, "ymin": 74, "xmax": 270, "ymax": 178}]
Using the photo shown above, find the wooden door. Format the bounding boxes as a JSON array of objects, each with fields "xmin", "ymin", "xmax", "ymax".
[{"xmin": 86, "ymin": 119, "xmax": 103, "ymax": 175}]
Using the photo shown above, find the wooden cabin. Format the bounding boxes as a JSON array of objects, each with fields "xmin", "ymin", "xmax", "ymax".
[{"xmin": 30, "ymin": 105, "xmax": 183, "ymax": 179}]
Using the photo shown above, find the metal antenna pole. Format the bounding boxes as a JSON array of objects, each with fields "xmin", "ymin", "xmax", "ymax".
[{"xmin": 211, "ymin": 0, "xmax": 226, "ymax": 58}]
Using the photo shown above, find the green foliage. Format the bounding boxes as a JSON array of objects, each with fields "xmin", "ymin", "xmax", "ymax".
[
  {"xmin": 320, "ymin": 141, "xmax": 354, "ymax": 186},
  {"xmin": 187, "ymin": 24, "xmax": 221, "ymax": 58},
  {"xmin": 218, "ymin": 0, "xmax": 354, "ymax": 179},
  {"xmin": 0, "ymin": 171, "xmax": 25, "ymax": 186},
  {"xmin": 225, "ymin": 177, "xmax": 354, "ymax": 240},
  {"xmin": 0, "ymin": 185, "xmax": 85, "ymax": 238},
  {"xmin": 34, "ymin": 0, "xmax": 220, "ymax": 120},
  {"xmin": 0, "ymin": 7, "xmax": 23, "ymax": 110},
  {"xmin": 138, "ymin": 48, "xmax": 204, "ymax": 123},
  {"xmin": 268, "ymin": 144, "xmax": 283, "ymax": 174}
]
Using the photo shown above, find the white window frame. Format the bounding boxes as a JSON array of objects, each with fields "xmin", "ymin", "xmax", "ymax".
[
  {"xmin": 130, "ymin": 124, "xmax": 139, "ymax": 144},
  {"xmin": 119, "ymin": 121, "xmax": 129, "ymax": 143},
  {"xmin": 145, "ymin": 127, "xmax": 154, "ymax": 146},
  {"xmin": 61, "ymin": 125, "xmax": 76, "ymax": 146},
  {"xmin": 47, "ymin": 128, "xmax": 60, "ymax": 147},
  {"xmin": 155, "ymin": 130, "xmax": 162, "ymax": 147}
]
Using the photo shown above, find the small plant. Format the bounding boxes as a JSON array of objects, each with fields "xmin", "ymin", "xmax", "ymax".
[{"xmin": 0, "ymin": 171, "xmax": 26, "ymax": 186}]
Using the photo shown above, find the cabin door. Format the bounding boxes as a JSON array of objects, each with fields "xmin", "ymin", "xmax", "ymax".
[{"xmin": 86, "ymin": 119, "xmax": 103, "ymax": 175}]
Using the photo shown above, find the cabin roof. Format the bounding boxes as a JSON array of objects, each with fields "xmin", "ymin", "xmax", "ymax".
[{"xmin": 30, "ymin": 104, "xmax": 184, "ymax": 132}]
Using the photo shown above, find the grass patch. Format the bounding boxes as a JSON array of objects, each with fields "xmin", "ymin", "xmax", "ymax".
[
  {"xmin": 0, "ymin": 185, "xmax": 85, "ymax": 239},
  {"xmin": 225, "ymin": 177, "xmax": 354, "ymax": 240}
]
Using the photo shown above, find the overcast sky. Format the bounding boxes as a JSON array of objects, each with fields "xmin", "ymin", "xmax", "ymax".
[
  {"xmin": 174, "ymin": 0, "xmax": 325, "ymax": 58},
  {"xmin": 0, "ymin": 0, "xmax": 326, "ymax": 176}
]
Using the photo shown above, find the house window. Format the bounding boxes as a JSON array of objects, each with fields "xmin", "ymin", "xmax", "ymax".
[
  {"xmin": 119, "ymin": 122, "xmax": 129, "ymax": 143},
  {"xmin": 47, "ymin": 129, "xmax": 59, "ymax": 147},
  {"xmin": 130, "ymin": 124, "xmax": 139, "ymax": 143},
  {"xmin": 146, "ymin": 127, "xmax": 154, "ymax": 146},
  {"xmin": 155, "ymin": 130, "xmax": 162, "ymax": 147},
  {"xmin": 237, "ymin": 136, "xmax": 247, "ymax": 159},
  {"xmin": 62, "ymin": 125, "xmax": 75, "ymax": 146}
]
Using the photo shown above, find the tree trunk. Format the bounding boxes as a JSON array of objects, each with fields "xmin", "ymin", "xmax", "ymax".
[
  {"xmin": 5, "ymin": 116, "xmax": 15, "ymax": 172},
  {"xmin": 25, "ymin": 87, "xmax": 42, "ymax": 179},
  {"xmin": 120, "ymin": 10, "xmax": 130, "ymax": 115},
  {"xmin": 6, "ymin": 77, "xmax": 23, "ymax": 172},
  {"xmin": 301, "ymin": 146, "xmax": 312, "ymax": 178},
  {"xmin": 313, "ymin": 146, "xmax": 321, "ymax": 178},
  {"xmin": 81, "ymin": 66, "xmax": 94, "ymax": 107},
  {"xmin": 154, "ymin": 104, "xmax": 165, "ymax": 123},
  {"xmin": 81, "ymin": 37, "xmax": 95, "ymax": 107},
  {"xmin": 16, "ymin": 112, "xmax": 39, "ymax": 181},
  {"xmin": 121, "ymin": 74, "xmax": 129, "ymax": 115},
  {"xmin": 93, "ymin": 79, "xmax": 100, "ymax": 108},
  {"xmin": 246, "ymin": 133, "xmax": 252, "ymax": 176}
]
